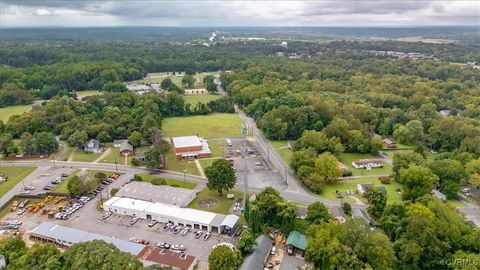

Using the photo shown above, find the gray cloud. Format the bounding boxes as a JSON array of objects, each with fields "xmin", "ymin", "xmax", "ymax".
[{"xmin": 1, "ymin": 1, "xmax": 478, "ymax": 27}]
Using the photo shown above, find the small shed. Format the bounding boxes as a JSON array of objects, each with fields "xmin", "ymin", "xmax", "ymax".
[{"xmin": 286, "ymin": 231, "xmax": 307, "ymax": 255}]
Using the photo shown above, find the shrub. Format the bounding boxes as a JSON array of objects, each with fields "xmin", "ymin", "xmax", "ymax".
[
  {"xmin": 151, "ymin": 178, "xmax": 166, "ymax": 186},
  {"xmin": 379, "ymin": 176, "xmax": 391, "ymax": 184}
]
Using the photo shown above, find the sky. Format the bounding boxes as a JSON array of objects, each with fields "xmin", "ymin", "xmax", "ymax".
[{"xmin": 0, "ymin": 1, "xmax": 479, "ymax": 27}]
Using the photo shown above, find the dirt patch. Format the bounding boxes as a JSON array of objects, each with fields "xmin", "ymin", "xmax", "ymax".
[{"xmin": 198, "ymin": 199, "xmax": 217, "ymax": 208}]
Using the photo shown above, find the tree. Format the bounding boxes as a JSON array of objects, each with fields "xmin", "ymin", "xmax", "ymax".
[
  {"xmin": 398, "ymin": 165, "xmax": 439, "ymax": 201},
  {"xmin": 306, "ymin": 202, "xmax": 331, "ymax": 224},
  {"xmin": 314, "ymin": 152, "xmax": 342, "ymax": 183},
  {"xmin": 34, "ymin": 131, "xmax": 58, "ymax": 153},
  {"xmin": 364, "ymin": 187, "xmax": 387, "ymax": 218},
  {"xmin": 128, "ymin": 131, "xmax": 143, "ymax": 147},
  {"xmin": 102, "ymin": 81, "xmax": 127, "ymax": 92},
  {"xmin": 67, "ymin": 175, "xmax": 81, "ymax": 196},
  {"xmin": 68, "ymin": 130, "xmax": 88, "ymax": 147},
  {"xmin": 237, "ymin": 228, "xmax": 257, "ymax": 255},
  {"xmin": 19, "ymin": 132, "xmax": 35, "ymax": 154},
  {"xmin": 208, "ymin": 245, "xmax": 240, "ymax": 270},
  {"xmin": 205, "ymin": 159, "xmax": 236, "ymax": 195},
  {"xmin": 62, "ymin": 240, "xmax": 145, "ymax": 270}
]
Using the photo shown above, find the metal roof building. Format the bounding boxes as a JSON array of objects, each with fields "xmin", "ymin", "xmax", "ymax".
[
  {"xmin": 238, "ymin": 235, "xmax": 272, "ymax": 270},
  {"xmin": 29, "ymin": 222, "xmax": 145, "ymax": 255},
  {"xmin": 115, "ymin": 181, "xmax": 197, "ymax": 207}
]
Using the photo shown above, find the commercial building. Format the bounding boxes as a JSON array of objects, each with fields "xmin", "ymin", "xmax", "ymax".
[
  {"xmin": 115, "ymin": 182, "xmax": 197, "ymax": 207},
  {"xmin": 171, "ymin": 136, "xmax": 211, "ymax": 160},
  {"xmin": 138, "ymin": 246, "xmax": 197, "ymax": 270},
  {"xmin": 29, "ymin": 222, "xmax": 145, "ymax": 255},
  {"xmin": 103, "ymin": 196, "xmax": 239, "ymax": 234}
]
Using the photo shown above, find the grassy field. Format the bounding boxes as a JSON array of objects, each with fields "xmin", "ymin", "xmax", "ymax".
[
  {"xmin": 339, "ymin": 153, "xmax": 392, "ymax": 176},
  {"xmin": 75, "ymin": 90, "xmax": 102, "ymax": 99},
  {"xmin": 321, "ymin": 177, "xmax": 403, "ymax": 204},
  {"xmin": 184, "ymin": 94, "xmax": 221, "ymax": 104},
  {"xmin": 269, "ymin": 140, "xmax": 293, "ymax": 167},
  {"xmin": 71, "ymin": 150, "xmax": 103, "ymax": 162},
  {"xmin": 99, "ymin": 147, "xmax": 132, "ymax": 165},
  {"xmin": 165, "ymin": 154, "xmax": 200, "ymax": 176},
  {"xmin": 53, "ymin": 169, "xmax": 80, "ymax": 194},
  {"xmin": 0, "ymin": 105, "xmax": 32, "ymax": 122},
  {"xmin": 135, "ymin": 173, "xmax": 197, "ymax": 189},
  {"xmin": 188, "ymin": 188, "xmax": 243, "ymax": 215},
  {"xmin": 0, "ymin": 166, "xmax": 36, "ymax": 197},
  {"xmin": 162, "ymin": 113, "xmax": 243, "ymax": 139}
]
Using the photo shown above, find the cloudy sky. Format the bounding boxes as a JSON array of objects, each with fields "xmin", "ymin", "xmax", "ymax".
[{"xmin": 1, "ymin": 1, "xmax": 478, "ymax": 27}]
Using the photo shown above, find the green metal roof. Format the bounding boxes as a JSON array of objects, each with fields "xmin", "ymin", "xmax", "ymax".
[{"xmin": 286, "ymin": 230, "xmax": 307, "ymax": 250}]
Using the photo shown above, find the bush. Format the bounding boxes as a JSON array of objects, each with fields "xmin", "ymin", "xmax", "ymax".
[
  {"xmin": 150, "ymin": 178, "xmax": 166, "ymax": 186},
  {"xmin": 133, "ymin": 174, "xmax": 143, "ymax": 181},
  {"xmin": 379, "ymin": 176, "xmax": 391, "ymax": 184}
]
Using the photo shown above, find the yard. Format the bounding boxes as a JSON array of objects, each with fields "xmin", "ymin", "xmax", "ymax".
[
  {"xmin": 321, "ymin": 177, "xmax": 403, "ymax": 204},
  {"xmin": 162, "ymin": 113, "xmax": 243, "ymax": 139},
  {"xmin": 184, "ymin": 94, "xmax": 221, "ymax": 105},
  {"xmin": 0, "ymin": 105, "xmax": 32, "ymax": 123},
  {"xmin": 165, "ymin": 154, "xmax": 200, "ymax": 176},
  {"xmin": 188, "ymin": 188, "xmax": 243, "ymax": 215},
  {"xmin": 269, "ymin": 140, "xmax": 293, "ymax": 167},
  {"xmin": 53, "ymin": 169, "xmax": 80, "ymax": 194},
  {"xmin": 0, "ymin": 166, "xmax": 36, "ymax": 197},
  {"xmin": 135, "ymin": 173, "xmax": 197, "ymax": 189},
  {"xmin": 339, "ymin": 152, "xmax": 392, "ymax": 176},
  {"xmin": 71, "ymin": 149, "xmax": 103, "ymax": 163}
]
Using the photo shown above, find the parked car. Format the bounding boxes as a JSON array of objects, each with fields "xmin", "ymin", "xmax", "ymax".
[
  {"xmin": 157, "ymin": 242, "xmax": 171, "ymax": 249},
  {"xmin": 148, "ymin": 220, "xmax": 158, "ymax": 227},
  {"xmin": 194, "ymin": 231, "xmax": 203, "ymax": 239},
  {"xmin": 102, "ymin": 211, "xmax": 112, "ymax": 219},
  {"xmin": 130, "ymin": 217, "xmax": 139, "ymax": 225},
  {"xmin": 181, "ymin": 227, "xmax": 190, "ymax": 236},
  {"xmin": 203, "ymin": 232, "xmax": 211, "ymax": 241},
  {"xmin": 171, "ymin": 244, "xmax": 186, "ymax": 251},
  {"xmin": 173, "ymin": 226, "xmax": 183, "ymax": 234}
]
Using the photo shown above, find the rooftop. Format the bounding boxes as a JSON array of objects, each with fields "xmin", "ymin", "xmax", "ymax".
[
  {"xmin": 172, "ymin": 136, "xmax": 202, "ymax": 148},
  {"xmin": 115, "ymin": 181, "xmax": 197, "ymax": 207},
  {"xmin": 30, "ymin": 222, "xmax": 145, "ymax": 255}
]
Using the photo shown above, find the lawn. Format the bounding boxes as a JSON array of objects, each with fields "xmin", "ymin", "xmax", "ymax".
[
  {"xmin": 0, "ymin": 166, "xmax": 36, "ymax": 197},
  {"xmin": 165, "ymin": 153, "xmax": 200, "ymax": 176},
  {"xmin": 0, "ymin": 105, "xmax": 32, "ymax": 123},
  {"xmin": 321, "ymin": 177, "xmax": 403, "ymax": 204},
  {"xmin": 71, "ymin": 150, "xmax": 103, "ymax": 162},
  {"xmin": 100, "ymin": 147, "xmax": 132, "ymax": 165},
  {"xmin": 184, "ymin": 94, "xmax": 221, "ymax": 105},
  {"xmin": 75, "ymin": 90, "xmax": 102, "ymax": 99},
  {"xmin": 188, "ymin": 188, "xmax": 243, "ymax": 215},
  {"xmin": 53, "ymin": 169, "xmax": 80, "ymax": 194},
  {"xmin": 269, "ymin": 140, "xmax": 293, "ymax": 167},
  {"xmin": 199, "ymin": 158, "xmax": 222, "ymax": 171},
  {"xmin": 162, "ymin": 113, "xmax": 243, "ymax": 139},
  {"xmin": 135, "ymin": 173, "xmax": 197, "ymax": 189},
  {"xmin": 339, "ymin": 153, "xmax": 392, "ymax": 176}
]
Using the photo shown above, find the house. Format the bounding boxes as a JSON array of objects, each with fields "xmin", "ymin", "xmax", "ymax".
[
  {"xmin": 432, "ymin": 189, "xmax": 447, "ymax": 201},
  {"xmin": 328, "ymin": 206, "xmax": 346, "ymax": 223},
  {"xmin": 134, "ymin": 151, "xmax": 145, "ymax": 161},
  {"xmin": 238, "ymin": 235, "xmax": 272, "ymax": 270},
  {"xmin": 171, "ymin": 136, "xmax": 211, "ymax": 160},
  {"xmin": 84, "ymin": 139, "xmax": 103, "ymax": 153},
  {"xmin": 286, "ymin": 231, "xmax": 307, "ymax": 256},
  {"xmin": 357, "ymin": 184, "xmax": 387, "ymax": 195},
  {"xmin": 351, "ymin": 159, "xmax": 383, "ymax": 169},
  {"xmin": 119, "ymin": 140, "xmax": 133, "ymax": 156},
  {"xmin": 383, "ymin": 139, "xmax": 397, "ymax": 149}
]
